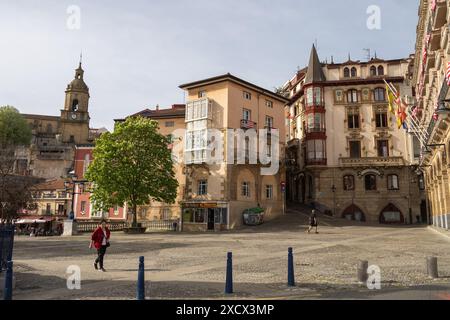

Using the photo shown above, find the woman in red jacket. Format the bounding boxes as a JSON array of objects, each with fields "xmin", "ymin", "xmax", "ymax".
[{"xmin": 89, "ymin": 219, "xmax": 111, "ymax": 272}]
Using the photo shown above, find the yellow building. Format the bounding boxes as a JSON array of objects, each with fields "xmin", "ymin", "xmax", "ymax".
[
  {"xmin": 284, "ymin": 46, "xmax": 427, "ymax": 224},
  {"xmin": 179, "ymin": 74, "xmax": 289, "ymax": 231},
  {"xmin": 412, "ymin": 0, "xmax": 450, "ymax": 229}
]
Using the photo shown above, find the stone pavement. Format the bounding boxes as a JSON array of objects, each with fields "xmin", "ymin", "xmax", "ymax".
[{"xmin": 9, "ymin": 211, "xmax": 450, "ymax": 300}]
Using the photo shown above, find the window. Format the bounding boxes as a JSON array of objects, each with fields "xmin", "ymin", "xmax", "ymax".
[
  {"xmin": 71, "ymin": 99, "xmax": 79, "ymax": 112},
  {"xmin": 373, "ymin": 88, "xmax": 386, "ymax": 102},
  {"xmin": 165, "ymin": 121, "xmax": 175, "ymax": 127},
  {"xmin": 387, "ymin": 175, "xmax": 399, "ymax": 190},
  {"xmin": 313, "ymin": 87, "xmax": 322, "ymax": 105},
  {"xmin": 307, "ymin": 139, "xmax": 326, "ymax": 160},
  {"xmin": 265, "ymin": 116, "xmax": 274, "ymax": 129},
  {"xmin": 46, "ymin": 124, "xmax": 53, "ymax": 134},
  {"xmin": 343, "ymin": 175, "xmax": 355, "ymax": 191},
  {"xmin": 266, "ymin": 185, "xmax": 273, "ymax": 199},
  {"xmin": 80, "ymin": 201, "xmax": 86, "ymax": 214},
  {"xmin": 351, "ymin": 67, "xmax": 357, "ymax": 77},
  {"xmin": 370, "ymin": 66, "xmax": 377, "ymax": 76},
  {"xmin": 377, "ymin": 66, "xmax": 384, "ymax": 76},
  {"xmin": 375, "ymin": 111, "xmax": 388, "ymax": 128},
  {"xmin": 365, "ymin": 174, "xmax": 377, "ymax": 191},
  {"xmin": 347, "ymin": 109, "xmax": 360, "ymax": 129},
  {"xmin": 266, "ymin": 100, "xmax": 273, "ymax": 108},
  {"xmin": 113, "ymin": 205, "xmax": 119, "ymax": 216},
  {"xmin": 69, "ymin": 135, "xmax": 75, "ymax": 143},
  {"xmin": 306, "ymin": 88, "xmax": 314, "ymax": 106},
  {"xmin": 307, "ymin": 113, "xmax": 324, "ymax": 132},
  {"xmin": 377, "ymin": 140, "xmax": 389, "ymax": 157},
  {"xmin": 198, "ymin": 90, "xmax": 206, "ymax": 98},
  {"xmin": 162, "ymin": 208, "xmax": 171, "ymax": 220},
  {"xmin": 198, "ymin": 180, "xmax": 207, "ymax": 195},
  {"xmin": 140, "ymin": 207, "xmax": 147, "ymax": 219},
  {"xmin": 347, "ymin": 89, "xmax": 358, "ymax": 103},
  {"xmin": 344, "ymin": 67, "xmax": 350, "ymax": 78},
  {"xmin": 349, "ymin": 141, "xmax": 361, "ymax": 158},
  {"xmin": 243, "ymin": 109, "xmax": 251, "ymax": 121},
  {"xmin": 243, "ymin": 91, "xmax": 252, "ymax": 100},
  {"xmin": 242, "ymin": 182, "xmax": 250, "ymax": 197}
]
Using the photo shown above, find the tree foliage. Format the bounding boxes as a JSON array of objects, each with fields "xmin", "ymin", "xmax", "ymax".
[
  {"xmin": 85, "ymin": 116, "xmax": 178, "ymax": 227},
  {"xmin": 0, "ymin": 106, "xmax": 33, "ymax": 222}
]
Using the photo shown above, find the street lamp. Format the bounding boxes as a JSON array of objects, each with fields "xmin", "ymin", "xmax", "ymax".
[{"xmin": 64, "ymin": 177, "xmax": 85, "ymax": 221}]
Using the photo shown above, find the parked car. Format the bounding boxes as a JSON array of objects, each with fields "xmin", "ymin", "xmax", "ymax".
[{"xmin": 243, "ymin": 208, "xmax": 265, "ymax": 226}]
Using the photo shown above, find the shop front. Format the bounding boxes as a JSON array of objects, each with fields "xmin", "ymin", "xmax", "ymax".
[{"xmin": 181, "ymin": 202, "xmax": 228, "ymax": 232}]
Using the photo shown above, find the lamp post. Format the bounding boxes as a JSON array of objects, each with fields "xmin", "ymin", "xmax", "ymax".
[{"xmin": 64, "ymin": 177, "xmax": 85, "ymax": 221}]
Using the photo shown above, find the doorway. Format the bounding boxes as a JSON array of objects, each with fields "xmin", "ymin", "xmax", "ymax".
[
  {"xmin": 420, "ymin": 200, "xmax": 427, "ymax": 224},
  {"xmin": 207, "ymin": 209, "xmax": 215, "ymax": 230}
]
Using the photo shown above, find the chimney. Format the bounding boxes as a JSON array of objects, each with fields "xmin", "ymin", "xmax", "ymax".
[{"xmin": 156, "ymin": 104, "xmax": 159, "ymax": 111}]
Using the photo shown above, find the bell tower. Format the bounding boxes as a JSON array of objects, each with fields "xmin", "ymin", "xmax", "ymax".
[{"xmin": 60, "ymin": 61, "xmax": 91, "ymax": 144}]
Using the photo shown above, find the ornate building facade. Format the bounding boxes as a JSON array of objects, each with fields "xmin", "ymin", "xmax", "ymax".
[
  {"xmin": 284, "ymin": 46, "xmax": 427, "ymax": 224},
  {"xmin": 413, "ymin": 0, "xmax": 449, "ymax": 230}
]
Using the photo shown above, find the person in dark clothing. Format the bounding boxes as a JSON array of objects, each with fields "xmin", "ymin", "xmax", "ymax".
[
  {"xmin": 306, "ymin": 210, "xmax": 319, "ymax": 234},
  {"xmin": 89, "ymin": 220, "xmax": 111, "ymax": 272}
]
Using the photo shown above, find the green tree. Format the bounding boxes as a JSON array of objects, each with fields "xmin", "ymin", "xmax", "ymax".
[
  {"xmin": 85, "ymin": 116, "xmax": 178, "ymax": 228},
  {"xmin": 0, "ymin": 106, "xmax": 33, "ymax": 222}
]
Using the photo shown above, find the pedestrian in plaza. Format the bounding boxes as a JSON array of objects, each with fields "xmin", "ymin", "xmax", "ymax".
[
  {"xmin": 90, "ymin": 219, "xmax": 111, "ymax": 272},
  {"xmin": 306, "ymin": 210, "xmax": 319, "ymax": 234}
]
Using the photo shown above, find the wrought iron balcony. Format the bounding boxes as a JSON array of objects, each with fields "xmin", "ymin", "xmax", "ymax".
[
  {"xmin": 240, "ymin": 119, "xmax": 257, "ymax": 130},
  {"xmin": 339, "ymin": 157, "xmax": 405, "ymax": 167}
]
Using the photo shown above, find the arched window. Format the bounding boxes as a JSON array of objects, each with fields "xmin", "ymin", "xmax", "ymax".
[
  {"xmin": 387, "ymin": 174, "xmax": 399, "ymax": 190},
  {"xmin": 377, "ymin": 66, "xmax": 384, "ymax": 76},
  {"xmin": 347, "ymin": 89, "xmax": 358, "ymax": 103},
  {"xmin": 365, "ymin": 174, "xmax": 377, "ymax": 191},
  {"xmin": 343, "ymin": 67, "xmax": 350, "ymax": 78},
  {"xmin": 370, "ymin": 66, "xmax": 377, "ymax": 76},
  {"xmin": 71, "ymin": 99, "xmax": 79, "ymax": 112},
  {"xmin": 342, "ymin": 204, "xmax": 366, "ymax": 222},
  {"xmin": 373, "ymin": 88, "xmax": 386, "ymax": 101},
  {"xmin": 351, "ymin": 67, "xmax": 357, "ymax": 77},
  {"xmin": 343, "ymin": 175, "xmax": 355, "ymax": 191},
  {"xmin": 380, "ymin": 203, "xmax": 404, "ymax": 224}
]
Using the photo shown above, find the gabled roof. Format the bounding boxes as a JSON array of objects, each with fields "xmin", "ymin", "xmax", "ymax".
[
  {"xmin": 304, "ymin": 45, "xmax": 326, "ymax": 85},
  {"xmin": 179, "ymin": 73, "xmax": 290, "ymax": 103}
]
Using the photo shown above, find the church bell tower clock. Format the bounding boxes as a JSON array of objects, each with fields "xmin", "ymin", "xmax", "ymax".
[{"xmin": 61, "ymin": 61, "xmax": 91, "ymax": 144}]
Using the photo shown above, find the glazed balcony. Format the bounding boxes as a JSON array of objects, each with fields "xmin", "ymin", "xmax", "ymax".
[{"xmin": 339, "ymin": 157, "xmax": 405, "ymax": 167}]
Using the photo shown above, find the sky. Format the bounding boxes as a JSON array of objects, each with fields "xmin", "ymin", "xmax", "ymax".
[{"xmin": 0, "ymin": 0, "xmax": 419, "ymax": 130}]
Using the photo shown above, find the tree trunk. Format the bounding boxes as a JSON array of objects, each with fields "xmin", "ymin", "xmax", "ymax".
[{"xmin": 132, "ymin": 203, "xmax": 138, "ymax": 228}]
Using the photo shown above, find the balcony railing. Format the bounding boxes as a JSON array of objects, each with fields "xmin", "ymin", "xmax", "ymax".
[
  {"xmin": 241, "ymin": 119, "xmax": 257, "ymax": 130},
  {"xmin": 305, "ymin": 127, "xmax": 326, "ymax": 134},
  {"xmin": 339, "ymin": 157, "xmax": 405, "ymax": 167}
]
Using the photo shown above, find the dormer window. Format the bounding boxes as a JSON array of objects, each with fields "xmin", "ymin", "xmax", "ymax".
[
  {"xmin": 370, "ymin": 66, "xmax": 377, "ymax": 77},
  {"xmin": 378, "ymin": 66, "xmax": 384, "ymax": 76},
  {"xmin": 351, "ymin": 67, "xmax": 357, "ymax": 77},
  {"xmin": 344, "ymin": 68, "xmax": 350, "ymax": 78}
]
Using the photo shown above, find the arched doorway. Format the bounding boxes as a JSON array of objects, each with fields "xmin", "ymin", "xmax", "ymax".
[
  {"xmin": 379, "ymin": 204, "xmax": 405, "ymax": 224},
  {"xmin": 342, "ymin": 204, "xmax": 366, "ymax": 222}
]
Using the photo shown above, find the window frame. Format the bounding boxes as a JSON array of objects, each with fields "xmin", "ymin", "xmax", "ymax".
[
  {"xmin": 241, "ymin": 181, "xmax": 250, "ymax": 198},
  {"xmin": 347, "ymin": 89, "xmax": 358, "ymax": 103},
  {"xmin": 343, "ymin": 175, "xmax": 355, "ymax": 191},
  {"xmin": 387, "ymin": 174, "xmax": 400, "ymax": 191},
  {"xmin": 198, "ymin": 180, "xmax": 208, "ymax": 196},
  {"xmin": 364, "ymin": 174, "xmax": 377, "ymax": 191}
]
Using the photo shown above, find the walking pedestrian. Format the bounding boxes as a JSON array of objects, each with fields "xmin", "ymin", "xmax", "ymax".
[
  {"xmin": 90, "ymin": 219, "xmax": 111, "ymax": 272},
  {"xmin": 306, "ymin": 210, "xmax": 319, "ymax": 234}
]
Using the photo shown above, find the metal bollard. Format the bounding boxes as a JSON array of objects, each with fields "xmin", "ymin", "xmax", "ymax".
[
  {"xmin": 288, "ymin": 248, "xmax": 295, "ymax": 287},
  {"xmin": 137, "ymin": 256, "xmax": 145, "ymax": 300},
  {"xmin": 225, "ymin": 252, "xmax": 233, "ymax": 294},
  {"xmin": 427, "ymin": 257, "xmax": 439, "ymax": 279},
  {"xmin": 3, "ymin": 261, "xmax": 13, "ymax": 300},
  {"xmin": 357, "ymin": 260, "xmax": 369, "ymax": 283}
]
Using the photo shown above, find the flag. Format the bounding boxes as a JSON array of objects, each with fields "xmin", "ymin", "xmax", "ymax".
[{"xmin": 386, "ymin": 85, "xmax": 396, "ymax": 114}]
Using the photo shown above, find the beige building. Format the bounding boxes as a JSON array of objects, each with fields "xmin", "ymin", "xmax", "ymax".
[
  {"xmin": 17, "ymin": 62, "xmax": 99, "ymax": 180},
  {"xmin": 284, "ymin": 46, "xmax": 427, "ymax": 224},
  {"xmin": 179, "ymin": 74, "xmax": 289, "ymax": 231},
  {"xmin": 116, "ymin": 105, "xmax": 186, "ymax": 223},
  {"xmin": 412, "ymin": 0, "xmax": 449, "ymax": 229}
]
